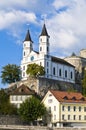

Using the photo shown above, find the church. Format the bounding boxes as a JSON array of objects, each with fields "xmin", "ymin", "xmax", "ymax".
[{"xmin": 21, "ymin": 24, "xmax": 75, "ymax": 83}]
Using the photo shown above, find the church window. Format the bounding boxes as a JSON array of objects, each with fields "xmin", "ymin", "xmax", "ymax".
[
  {"xmin": 53, "ymin": 67, "xmax": 55, "ymax": 75},
  {"xmin": 59, "ymin": 69, "xmax": 61, "ymax": 76},
  {"xmin": 24, "ymin": 44, "xmax": 26, "ymax": 47},
  {"xmin": 47, "ymin": 62, "xmax": 49, "ymax": 67},
  {"xmin": 65, "ymin": 70, "xmax": 67, "ymax": 78},
  {"xmin": 70, "ymin": 71, "xmax": 73, "ymax": 79},
  {"xmin": 40, "ymin": 38, "xmax": 42, "ymax": 42},
  {"xmin": 23, "ymin": 72, "xmax": 25, "ymax": 77},
  {"xmin": 47, "ymin": 38, "xmax": 49, "ymax": 43},
  {"xmin": 47, "ymin": 46, "xmax": 49, "ymax": 52},
  {"xmin": 23, "ymin": 66, "xmax": 25, "ymax": 70},
  {"xmin": 40, "ymin": 47, "xmax": 42, "ymax": 51},
  {"xmin": 24, "ymin": 51, "xmax": 25, "ymax": 56},
  {"xmin": 47, "ymin": 68, "xmax": 49, "ymax": 74}
]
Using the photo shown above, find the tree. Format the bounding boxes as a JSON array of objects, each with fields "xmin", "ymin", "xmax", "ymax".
[
  {"xmin": 82, "ymin": 70, "xmax": 86, "ymax": 96},
  {"xmin": 18, "ymin": 96, "xmax": 47, "ymax": 123},
  {"xmin": 26, "ymin": 63, "xmax": 45, "ymax": 78},
  {"xmin": 1, "ymin": 64, "xmax": 21, "ymax": 84},
  {"xmin": 0, "ymin": 89, "xmax": 17, "ymax": 115}
]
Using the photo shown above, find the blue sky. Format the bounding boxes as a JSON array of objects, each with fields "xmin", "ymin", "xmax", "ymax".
[{"xmin": 0, "ymin": 0, "xmax": 86, "ymax": 88}]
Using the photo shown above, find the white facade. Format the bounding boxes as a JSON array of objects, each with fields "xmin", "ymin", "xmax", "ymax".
[
  {"xmin": 21, "ymin": 24, "xmax": 75, "ymax": 83},
  {"xmin": 10, "ymin": 95, "xmax": 31, "ymax": 108},
  {"xmin": 42, "ymin": 90, "xmax": 86, "ymax": 127}
]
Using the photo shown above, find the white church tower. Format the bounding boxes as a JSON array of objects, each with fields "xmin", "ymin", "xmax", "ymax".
[
  {"xmin": 23, "ymin": 30, "xmax": 33, "ymax": 59},
  {"xmin": 39, "ymin": 24, "xmax": 50, "ymax": 56},
  {"xmin": 21, "ymin": 29, "xmax": 33, "ymax": 79}
]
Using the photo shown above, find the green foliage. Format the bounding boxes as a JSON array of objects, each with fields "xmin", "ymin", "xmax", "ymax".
[
  {"xmin": 18, "ymin": 96, "xmax": 47, "ymax": 123},
  {"xmin": 0, "ymin": 89, "xmax": 17, "ymax": 115},
  {"xmin": 82, "ymin": 70, "xmax": 86, "ymax": 96},
  {"xmin": 1, "ymin": 64, "xmax": 21, "ymax": 84},
  {"xmin": 26, "ymin": 63, "xmax": 45, "ymax": 78}
]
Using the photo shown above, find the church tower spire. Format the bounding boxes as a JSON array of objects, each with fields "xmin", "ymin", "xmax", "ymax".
[
  {"xmin": 39, "ymin": 24, "xmax": 50, "ymax": 55},
  {"xmin": 40, "ymin": 24, "xmax": 49, "ymax": 37},
  {"xmin": 23, "ymin": 29, "xmax": 33, "ymax": 58},
  {"xmin": 24, "ymin": 30, "xmax": 33, "ymax": 42}
]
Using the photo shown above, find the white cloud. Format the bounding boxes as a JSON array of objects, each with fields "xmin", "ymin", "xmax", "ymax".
[
  {"xmin": 0, "ymin": 0, "xmax": 86, "ymax": 57},
  {"xmin": 46, "ymin": 0, "xmax": 86, "ymax": 56},
  {"xmin": 0, "ymin": 10, "xmax": 36, "ymax": 30}
]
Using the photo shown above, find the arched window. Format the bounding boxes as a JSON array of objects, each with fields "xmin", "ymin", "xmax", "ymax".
[
  {"xmin": 59, "ymin": 69, "xmax": 61, "ymax": 76},
  {"xmin": 70, "ymin": 71, "xmax": 73, "ymax": 79},
  {"xmin": 47, "ymin": 46, "xmax": 49, "ymax": 52},
  {"xmin": 40, "ymin": 47, "xmax": 42, "ymax": 51},
  {"xmin": 24, "ymin": 51, "xmax": 25, "ymax": 56},
  {"xmin": 65, "ymin": 70, "xmax": 67, "ymax": 78},
  {"xmin": 53, "ymin": 67, "xmax": 55, "ymax": 75}
]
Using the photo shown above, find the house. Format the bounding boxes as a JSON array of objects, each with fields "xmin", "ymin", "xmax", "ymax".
[
  {"xmin": 42, "ymin": 90, "xmax": 86, "ymax": 127},
  {"xmin": 21, "ymin": 24, "xmax": 75, "ymax": 83},
  {"xmin": 10, "ymin": 84, "xmax": 35, "ymax": 108}
]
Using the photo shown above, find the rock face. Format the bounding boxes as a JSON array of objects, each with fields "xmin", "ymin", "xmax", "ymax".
[{"xmin": 8, "ymin": 77, "xmax": 82, "ymax": 97}]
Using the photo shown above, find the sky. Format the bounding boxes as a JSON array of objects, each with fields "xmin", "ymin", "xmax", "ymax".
[{"xmin": 0, "ymin": 0, "xmax": 86, "ymax": 88}]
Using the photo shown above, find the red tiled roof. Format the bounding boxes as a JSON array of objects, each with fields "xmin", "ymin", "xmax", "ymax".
[
  {"xmin": 10, "ymin": 84, "xmax": 35, "ymax": 95},
  {"xmin": 50, "ymin": 90, "xmax": 86, "ymax": 103}
]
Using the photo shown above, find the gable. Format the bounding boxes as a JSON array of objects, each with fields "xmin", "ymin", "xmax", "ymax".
[
  {"xmin": 42, "ymin": 90, "xmax": 59, "ymax": 104},
  {"xmin": 10, "ymin": 84, "xmax": 35, "ymax": 95}
]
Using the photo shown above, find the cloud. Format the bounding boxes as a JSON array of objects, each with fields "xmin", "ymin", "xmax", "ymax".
[
  {"xmin": 0, "ymin": 0, "xmax": 86, "ymax": 57},
  {"xmin": 0, "ymin": 10, "xmax": 37, "ymax": 30},
  {"xmin": 45, "ymin": 0, "xmax": 86, "ymax": 56}
]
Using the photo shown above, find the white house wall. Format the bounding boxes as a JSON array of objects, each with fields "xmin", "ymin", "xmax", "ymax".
[{"xmin": 42, "ymin": 91, "xmax": 60, "ymax": 123}]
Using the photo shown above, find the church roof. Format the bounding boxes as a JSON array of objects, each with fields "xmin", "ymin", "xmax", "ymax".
[
  {"xmin": 51, "ymin": 56, "xmax": 75, "ymax": 67},
  {"xmin": 40, "ymin": 24, "xmax": 49, "ymax": 37},
  {"xmin": 24, "ymin": 30, "xmax": 33, "ymax": 42}
]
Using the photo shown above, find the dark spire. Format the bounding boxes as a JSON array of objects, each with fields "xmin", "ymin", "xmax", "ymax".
[
  {"xmin": 40, "ymin": 24, "xmax": 49, "ymax": 37},
  {"xmin": 24, "ymin": 30, "xmax": 33, "ymax": 42}
]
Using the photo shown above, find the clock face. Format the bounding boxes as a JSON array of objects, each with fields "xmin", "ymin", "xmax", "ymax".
[{"xmin": 30, "ymin": 56, "xmax": 34, "ymax": 61}]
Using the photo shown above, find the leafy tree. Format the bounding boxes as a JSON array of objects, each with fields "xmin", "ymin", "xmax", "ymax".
[
  {"xmin": 0, "ymin": 89, "xmax": 17, "ymax": 115},
  {"xmin": 82, "ymin": 70, "xmax": 86, "ymax": 96},
  {"xmin": 1, "ymin": 64, "xmax": 21, "ymax": 84},
  {"xmin": 18, "ymin": 96, "xmax": 47, "ymax": 123},
  {"xmin": 26, "ymin": 63, "xmax": 45, "ymax": 78}
]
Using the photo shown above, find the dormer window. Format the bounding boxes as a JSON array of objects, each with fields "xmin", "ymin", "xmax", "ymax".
[
  {"xmin": 63, "ymin": 96, "xmax": 68, "ymax": 100},
  {"xmin": 80, "ymin": 97, "xmax": 85, "ymax": 101},
  {"xmin": 72, "ymin": 96, "xmax": 76, "ymax": 100}
]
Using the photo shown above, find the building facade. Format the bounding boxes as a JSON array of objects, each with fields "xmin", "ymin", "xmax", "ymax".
[
  {"xmin": 10, "ymin": 84, "xmax": 35, "ymax": 108},
  {"xmin": 21, "ymin": 24, "xmax": 75, "ymax": 83},
  {"xmin": 42, "ymin": 90, "xmax": 86, "ymax": 127},
  {"xmin": 64, "ymin": 50, "xmax": 86, "ymax": 83}
]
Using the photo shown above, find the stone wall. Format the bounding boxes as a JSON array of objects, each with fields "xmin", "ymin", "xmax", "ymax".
[
  {"xmin": 0, "ymin": 115, "xmax": 23, "ymax": 125},
  {"xmin": 8, "ymin": 77, "xmax": 82, "ymax": 96}
]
